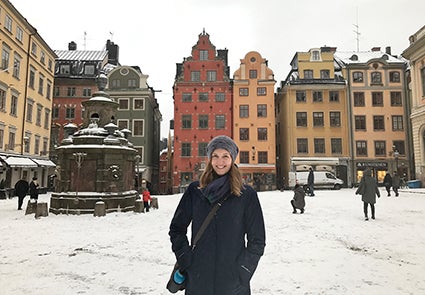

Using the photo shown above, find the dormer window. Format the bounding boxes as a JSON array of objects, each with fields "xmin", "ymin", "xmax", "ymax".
[
  {"xmin": 371, "ymin": 72, "xmax": 382, "ymax": 84},
  {"xmin": 311, "ymin": 50, "xmax": 321, "ymax": 61}
]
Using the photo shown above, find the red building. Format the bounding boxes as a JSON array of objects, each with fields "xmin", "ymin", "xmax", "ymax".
[{"xmin": 172, "ymin": 30, "xmax": 232, "ymax": 193}]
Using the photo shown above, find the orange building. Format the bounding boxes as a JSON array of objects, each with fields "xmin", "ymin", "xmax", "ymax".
[{"xmin": 233, "ymin": 51, "xmax": 276, "ymax": 191}]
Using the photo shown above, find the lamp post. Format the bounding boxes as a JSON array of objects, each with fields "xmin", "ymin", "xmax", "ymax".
[
  {"xmin": 135, "ymin": 155, "xmax": 141, "ymax": 194},
  {"xmin": 392, "ymin": 146, "xmax": 399, "ymax": 174}
]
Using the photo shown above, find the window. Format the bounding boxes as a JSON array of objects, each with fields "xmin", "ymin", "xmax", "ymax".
[
  {"xmin": 0, "ymin": 129, "xmax": 3, "ymax": 151},
  {"xmin": 46, "ymin": 81, "xmax": 52, "ymax": 99},
  {"xmin": 52, "ymin": 107, "xmax": 59, "ymax": 119},
  {"xmin": 313, "ymin": 112, "xmax": 324, "ymax": 127},
  {"xmin": 258, "ymin": 151, "xmax": 268, "ymax": 164},
  {"xmin": 31, "ymin": 42, "xmax": 37, "ymax": 56},
  {"xmin": 182, "ymin": 115, "xmax": 192, "ymax": 129},
  {"xmin": 13, "ymin": 56, "xmax": 21, "ymax": 78},
  {"xmin": 329, "ymin": 91, "xmax": 339, "ymax": 102},
  {"xmin": 40, "ymin": 51, "xmax": 45, "ymax": 65},
  {"xmin": 207, "ymin": 71, "xmax": 216, "ymax": 81},
  {"xmin": 65, "ymin": 107, "xmax": 75, "ymax": 119},
  {"xmin": 215, "ymin": 115, "xmax": 225, "ymax": 129},
  {"xmin": 257, "ymin": 128, "xmax": 267, "ymax": 140},
  {"xmin": 34, "ymin": 136, "xmax": 40, "ymax": 155},
  {"xmin": 199, "ymin": 92, "xmax": 208, "ymax": 102},
  {"xmin": 119, "ymin": 99, "xmax": 129, "ymax": 110},
  {"xmin": 191, "ymin": 71, "xmax": 200, "ymax": 82},
  {"xmin": 29, "ymin": 68, "xmax": 35, "ymax": 88},
  {"xmin": 199, "ymin": 115, "xmax": 208, "ymax": 129},
  {"xmin": 320, "ymin": 70, "xmax": 330, "ymax": 79},
  {"xmin": 181, "ymin": 143, "xmax": 191, "ymax": 157},
  {"xmin": 182, "ymin": 93, "xmax": 192, "ymax": 102},
  {"xmin": 390, "ymin": 92, "xmax": 402, "ymax": 106},
  {"xmin": 7, "ymin": 131, "xmax": 16, "ymax": 150},
  {"xmin": 421, "ymin": 68, "xmax": 425, "ymax": 97},
  {"xmin": 1, "ymin": 46, "xmax": 10, "ymax": 70},
  {"xmin": 372, "ymin": 92, "xmax": 383, "ymax": 106},
  {"xmin": 296, "ymin": 91, "xmax": 306, "ymax": 102},
  {"xmin": 239, "ymin": 151, "xmax": 249, "ymax": 164},
  {"xmin": 356, "ymin": 141, "xmax": 367, "ymax": 156},
  {"xmin": 16, "ymin": 26, "xmax": 23, "ymax": 42},
  {"xmin": 355, "ymin": 116, "xmax": 366, "ymax": 131},
  {"xmin": 10, "ymin": 95, "xmax": 18, "ymax": 116},
  {"xmin": 331, "ymin": 138, "xmax": 342, "ymax": 154},
  {"xmin": 374, "ymin": 141, "xmax": 386, "ymax": 156},
  {"xmin": 0, "ymin": 89, "xmax": 5, "ymax": 112},
  {"xmin": 215, "ymin": 92, "xmax": 225, "ymax": 102},
  {"xmin": 296, "ymin": 112, "xmax": 307, "ymax": 127},
  {"xmin": 133, "ymin": 120, "xmax": 144, "ymax": 136},
  {"xmin": 67, "ymin": 87, "xmax": 76, "ymax": 97},
  {"xmin": 257, "ymin": 104, "xmax": 267, "ymax": 117},
  {"xmin": 128, "ymin": 79, "xmax": 137, "ymax": 87},
  {"xmin": 392, "ymin": 115, "xmax": 403, "ymax": 131},
  {"xmin": 353, "ymin": 71, "xmax": 363, "ymax": 82},
  {"xmin": 373, "ymin": 115, "xmax": 385, "ymax": 131},
  {"xmin": 36, "ymin": 104, "xmax": 42, "ymax": 126},
  {"xmin": 239, "ymin": 105, "xmax": 249, "ymax": 118},
  {"xmin": 354, "ymin": 92, "xmax": 365, "ymax": 106},
  {"xmin": 38, "ymin": 74, "xmax": 44, "ymax": 95},
  {"xmin": 54, "ymin": 86, "xmax": 60, "ymax": 97},
  {"xmin": 84, "ymin": 65, "xmax": 95, "ymax": 75},
  {"xmin": 44, "ymin": 109, "xmax": 50, "ymax": 129},
  {"xmin": 311, "ymin": 50, "xmax": 320, "ymax": 61},
  {"xmin": 82, "ymin": 88, "xmax": 91, "ymax": 97},
  {"xmin": 371, "ymin": 72, "xmax": 382, "ymax": 84},
  {"xmin": 304, "ymin": 70, "xmax": 313, "ymax": 79},
  {"xmin": 314, "ymin": 138, "xmax": 325, "ymax": 154},
  {"xmin": 330, "ymin": 112, "xmax": 341, "ymax": 127},
  {"xmin": 200, "ymin": 50, "xmax": 208, "ymax": 60},
  {"xmin": 249, "ymin": 70, "xmax": 257, "ymax": 79},
  {"xmin": 111, "ymin": 79, "xmax": 120, "ymax": 88},
  {"xmin": 240, "ymin": 128, "xmax": 249, "ymax": 141},
  {"xmin": 117, "ymin": 120, "xmax": 128, "ymax": 130},
  {"xmin": 389, "ymin": 71, "xmax": 400, "ymax": 83},
  {"xmin": 239, "ymin": 88, "xmax": 249, "ymax": 96},
  {"xmin": 134, "ymin": 98, "xmax": 144, "ymax": 110},
  {"xmin": 5, "ymin": 15, "xmax": 13, "ymax": 32},
  {"xmin": 313, "ymin": 91, "xmax": 323, "ymax": 102},
  {"xmin": 392, "ymin": 141, "xmax": 405, "ymax": 155},
  {"xmin": 26, "ymin": 101, "xmax": 33, "ymax": 122},
  {"xmin": 48, "ymin": 59, "xmax": 53, "ymax": 71},
  {"xmin": 60, "ymin": 65, "xmax": 70, "ymax": 74},
  {"xmin": 297, "ymin": 138, "xmax": 308, "ymax": 153},
  {"xmin": 257, "ymin": 87, "xmax": 266, "ymax": 96},
  {"xmin": 198, "ymin": 143, "xmax": 208, "ymax": 157}
]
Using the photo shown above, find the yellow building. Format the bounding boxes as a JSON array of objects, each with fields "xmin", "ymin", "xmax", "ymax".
[
  {"xmin": 0, "ymin": 0, "xmax": 56, "ymax": 195},
  {"xmin": 276, "ymin": 47, "xmax": 350, "ymax": 188},
  {"xmin": 403, "ymin": 25, "xmax": 425, "ymax": 186},
  {"xmin": 233, "ymin": 51, "xmax": 276, "ymax": 191}
]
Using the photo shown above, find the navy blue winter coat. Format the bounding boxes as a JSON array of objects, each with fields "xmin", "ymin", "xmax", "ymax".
[{"xmin": 169, "ymin": 181, "xmax": 266, "ymax": 295}]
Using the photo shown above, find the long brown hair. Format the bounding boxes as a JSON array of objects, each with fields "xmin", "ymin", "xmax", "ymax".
[{"xmin": 199, "ymin": 162, "xmax": 243, "ymax": 196}]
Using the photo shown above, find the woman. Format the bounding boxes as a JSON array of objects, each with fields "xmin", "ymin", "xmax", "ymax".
[
  {"xmin": 355, "ymin": 169, "xmax": 380, "ymax": 220},
  {"xmin": 291, "ymin": 183, "xmax": 305, "ymax": 214},
  {"xmin": 169, "ymin": 135, "xmax": 266, "ymax": 295}
]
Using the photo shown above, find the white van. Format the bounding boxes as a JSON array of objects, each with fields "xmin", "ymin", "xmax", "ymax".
[{"xmin": 288, "ymin": 171, "xmax": 344, "ymax": 190}]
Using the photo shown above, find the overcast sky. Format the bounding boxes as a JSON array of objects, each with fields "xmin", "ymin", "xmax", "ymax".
[{"xmin": 11, "ymin": 0, "xmax": 425, "ymax": 138}]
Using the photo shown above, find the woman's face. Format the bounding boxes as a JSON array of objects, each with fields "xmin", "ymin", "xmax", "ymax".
[{"xmin": 211, "ymin": 148, "xmax": 232, "ymax": 176}]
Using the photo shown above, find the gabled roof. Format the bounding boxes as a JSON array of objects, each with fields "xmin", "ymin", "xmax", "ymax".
[{"xmin": 55, "ymin": 50, "xmax": 108, "ymax": 61}]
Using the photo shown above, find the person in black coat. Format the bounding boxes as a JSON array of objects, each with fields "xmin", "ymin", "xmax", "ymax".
[
  {"xmin": 14, "ymin": 178, "xmax": 29, "ymax": 210},
  {"xmin": 307, "ymin": 167, "xmax": 315, "ymax": 196},
  {"xmin": 291, "ymin": 183, "xmax": 305, "ymax": 214},
  {"xmin": 355, "ymin": 169, "xmax": 380, "ymax": 220},
  {"xmin": 383, "ymin": 171, "xmax": 392, "ymax": 197},
  {"xmin": 29, "ymin": 177, "xmax": 40, "ymax": 201},
  {"xmin": 169, "ymin": 135, "xmax": 266, "ymax": 295}
]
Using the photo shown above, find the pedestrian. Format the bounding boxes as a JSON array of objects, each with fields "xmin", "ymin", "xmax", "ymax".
[
  {"xmin": 14, "ymin": 178, "xmax": 29, "ymax": 210},
  {"xmin": 291, "ymin": 183, "xmax": 305, "ymax": 214},
  {"xmin": 307, "ymin": 167, "xmax": 315, "ymax": 196},
  {"xmin": 169, "ymin": 135, "xmax": 266, "ymax": 295},
  {"xmin": 392, "ymin": 171, "xmax": 400, "ymax": 197},
  {"xmin": 355, "ymin": 169, "xmax": 380, "ymax": 221},
  {"xmin": 383, "ymin": 171, "xmax": 392, "ymax": 197},
  {"xmin": 29, "ymin": 177, "xmax": 39, "ymax": 201},
  {"xmin": 142, "ymin": 188, "xmax": 152, "ymax": 212}
]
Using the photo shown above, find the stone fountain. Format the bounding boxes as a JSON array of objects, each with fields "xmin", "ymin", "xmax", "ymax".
[{"xmin": 49, "ymin": 74, "xmax": 138, "ymax": 214}]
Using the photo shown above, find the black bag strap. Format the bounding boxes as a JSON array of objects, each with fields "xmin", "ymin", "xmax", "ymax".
[{"xmin": 192, "ymin": 197, "xmax": 227, "ymax": 250}]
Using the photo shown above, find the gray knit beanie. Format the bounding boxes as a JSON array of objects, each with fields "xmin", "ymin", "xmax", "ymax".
[{"xmin": 207, "ymin": 135, "xmax": 239, "ymax": 161}]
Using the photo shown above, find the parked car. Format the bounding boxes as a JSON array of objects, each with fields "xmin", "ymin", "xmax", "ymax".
[{"xmin": 288, "ymin": 171, "xmax": 344, "ymax": 191}]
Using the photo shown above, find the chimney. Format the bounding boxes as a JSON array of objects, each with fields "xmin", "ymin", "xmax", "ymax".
[
  {"xmin": 385, "ymin": 46, "xmax": 392, "ymax": 55},
  {"xmin": 106, "ymin": 39, "xmax": 119, "ymax": 65},
  {"xmin": 371, "ymin": 47, "xmax": 381, "ymax": 52},
  {"xmin": 68, "ymin": 41, "xmax": 77, "ymax": 50}
]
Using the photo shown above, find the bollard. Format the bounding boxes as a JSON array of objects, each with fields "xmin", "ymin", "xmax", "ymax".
[
  {"xmin": 35, "ymin": 202, "xmax": 48, "ymax": 218},
  {"xmin": 25, "ymin": 199, "xmax": 37, "ymax": 215},
  {"xmin": 94, "ymin": 201, "xmax": 106, "ymax": 217},
  {"xmin": 134, "ymin": 199, "xmax": 144, "ymax": 213},
  {"xmin": 151, "ymin": 197, "xmax": 159, "ymax": 209}
]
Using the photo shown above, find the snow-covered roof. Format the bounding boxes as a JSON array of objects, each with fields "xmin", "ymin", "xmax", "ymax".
[
  {"xmin": 54, "ymin": 50, "xmax": 108, "ymax": 61},
  {"xmin": 31, "ymin": 159, "xmax": 56, "ymax": 167},
  {"xmin": 4, "ymin": 157, "xmax": 37, "ymax": 167},
  {"xmin": 335, "ymin": 51, "xmax": 405, "ymax": 65}
]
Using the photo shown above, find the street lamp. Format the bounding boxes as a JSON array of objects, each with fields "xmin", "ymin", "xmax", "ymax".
[{"xmin": 392, "ymin": 146, "xmax": 399, "ymax": 174}]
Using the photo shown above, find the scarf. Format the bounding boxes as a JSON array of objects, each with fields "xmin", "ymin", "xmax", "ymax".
[{"xmin": 201, "ymin": 175, "xmax": 230, "ymax": 204}]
